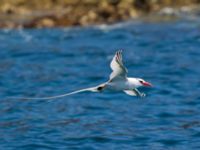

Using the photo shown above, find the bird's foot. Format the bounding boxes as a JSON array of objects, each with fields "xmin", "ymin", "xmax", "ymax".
[{"xmin": 140, "ymin": 93, "xmax": 146, "ymax": 97}]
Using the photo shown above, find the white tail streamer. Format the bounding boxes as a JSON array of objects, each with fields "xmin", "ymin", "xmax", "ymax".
[{"xmin": 12, "ymin": 86, "xmax": 99, "ymax": 100}]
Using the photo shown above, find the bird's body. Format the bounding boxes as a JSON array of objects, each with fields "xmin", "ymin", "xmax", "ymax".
[
  {"xmin": 18, "ymin": 50, "xmax": 152, "ymax": 100},
  {"xmin": 99, "ymin": 78, "xmax": 138, "ymax": 91}
]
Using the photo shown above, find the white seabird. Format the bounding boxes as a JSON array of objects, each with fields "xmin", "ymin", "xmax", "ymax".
[{"xmin": 20, "ymin": 50, "xmax": 152, "ymax": 100}]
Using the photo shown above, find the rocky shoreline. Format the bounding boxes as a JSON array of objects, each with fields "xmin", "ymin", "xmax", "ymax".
[{"xmin": 0, "ymin": 0, "xmax": 200, "ymax": 28}]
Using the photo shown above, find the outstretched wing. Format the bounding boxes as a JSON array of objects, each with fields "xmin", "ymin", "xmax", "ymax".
[
  {"xmin": 110, "ymin": 50, "xmax": 128, "ymax": 81},
  {"xmin": 124, "ymin": 88, "xmax": 146, "ymax": 97},
  {"xmin": 124, "ymin": 90, "xmax": 137, "ymax": 96}
]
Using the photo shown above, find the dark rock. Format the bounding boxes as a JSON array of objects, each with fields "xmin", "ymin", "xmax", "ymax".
[{"xmin": 0, "ymin": 0, "xmax": 200, "ymax": 28}]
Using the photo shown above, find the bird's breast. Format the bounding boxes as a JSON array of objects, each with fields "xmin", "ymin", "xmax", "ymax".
[{"xmin": 106, "ymin": 80, "xmax": 130, "ymax": 91}]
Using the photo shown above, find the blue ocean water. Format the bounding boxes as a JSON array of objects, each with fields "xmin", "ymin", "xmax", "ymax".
[{"xmin": 0, "ymin": 19, "xmax": 200, "ymax": 149}]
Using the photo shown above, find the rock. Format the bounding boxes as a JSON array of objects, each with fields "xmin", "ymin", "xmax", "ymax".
[
  {"xmin": 36, "ymin": 18, "xmax": 55, "ymax": 28},
  {"xmin": 159, "ymin": 7, "xmax": 179, "ymax": 16},
  {"xmin": 1, "ymin": 3, "xmax": 15, "ymax": 14},
  {"xmin": 0, "ymin": 0, "xmax": 200, "ymax": 28}
]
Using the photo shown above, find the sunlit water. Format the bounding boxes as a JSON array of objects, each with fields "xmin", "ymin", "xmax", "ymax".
[{"xmin": 0, "ymin": 19, "xmax": 200, "ymax": 149}]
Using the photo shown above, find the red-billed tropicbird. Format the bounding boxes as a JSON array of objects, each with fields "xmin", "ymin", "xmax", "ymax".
[{"xmin": 20, "ymin": 50, "xmax": 152, "ymax": 100}]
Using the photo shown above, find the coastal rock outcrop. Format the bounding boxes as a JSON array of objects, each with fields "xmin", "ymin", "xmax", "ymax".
[{"xmin": 0, "ymin": 0, "xmax": 199, "ymax": 28}]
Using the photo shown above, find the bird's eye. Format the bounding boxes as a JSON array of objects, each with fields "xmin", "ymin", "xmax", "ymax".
[{"xmin": 139, "ymin": 80, "xmax": 143, "ymax": 83}]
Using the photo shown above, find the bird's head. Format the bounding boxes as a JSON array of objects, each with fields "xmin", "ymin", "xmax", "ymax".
[{"xmin": 136, "ymin": 78, "xmax": 152, "ymax": 87}]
